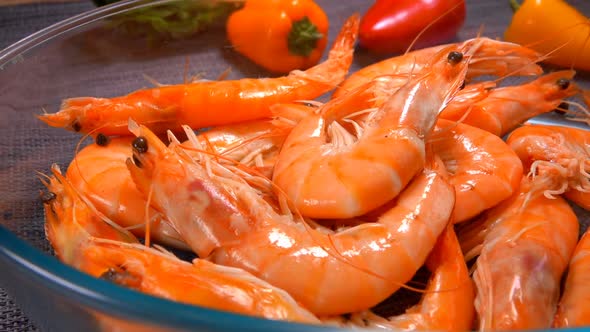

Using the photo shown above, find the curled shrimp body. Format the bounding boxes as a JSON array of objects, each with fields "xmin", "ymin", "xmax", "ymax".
[
  {"xmin": 333, "ymin": 225, "xmax": 475, "ymax": 331},
  {"xmin": 431, "ymin": 119, "xmax": 523, "ymax": 224},
  {"xmin": 42, "ymin": 166, "xmax": 319, "ymax": 323},
  {"xmin": 506, "ymin": 124, "xmax": 590, "ymax": 210},
  {"xmin": 332, "ymin": 37, "xmax": 542, "ymax": 99},
  {"xmin": 460, "ymin": 176, "xmax": 579, "ymax": 330},
  {"xmin": 66, "ymin": 137, "xmax": 188, "ymax": 249},
  {"xmin": 272, "ymin": 44, "xmax": 471, "ymax": 219},
  {"xmin": 553, "ymin": 229, "xmax": 590, "ymax": 327},
  {"xmin": 128, "ymin": 123, "xmax": 456, "ymax": 316},
  {"xmin": 439, "ymin": 70, "xmax": 579, "ymax": 136},
  {"xmin": 37, "ymin": 15, "xmax": 359, "ymax": 136}
]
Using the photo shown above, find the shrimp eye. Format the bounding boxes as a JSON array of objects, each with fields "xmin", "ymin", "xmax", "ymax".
[
  {"xmin": 132, "ymin": 136, "xmax": 148, "ymax": 153},
  {"xmin": 556, "ymin": 78, "xmax": 570, "ymax": 90},
  {"xmin": 95, "ymin": 133, "xmax": 110, "ymax": 146},
  {"xmin": 459, "ymin": 80, "xmax": 466, "ymax": 90},
  {"xmin": 71, "ymin": 121, "xmax": 82, "ymax": 132},
  {"xmin": 99, "ymin": 268, "xmax": 118, "ymax": 282},
  {"xmin": 99, "ymin": 267, "xmax": 141, "ymax": 288},
  {"xmin": 447, "ymin": 51, "xmax": 464, "ymax": 64},
  {"xmin": 40, "ymin": 191, "xmax": 56, "ymax": 204}
]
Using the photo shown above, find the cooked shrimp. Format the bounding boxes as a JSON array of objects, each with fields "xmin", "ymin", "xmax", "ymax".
[
  {"xmin": 84, "ymin": 240, "xmax": 319, "ymax": 323},
  {"xmin": 271, "ymin": 42, "xmax": 471, "ymax": 219},
  {"xmin": 460, "ymin": 176, "xmax": 579, "ymax": 330},
  {"xmin": 431, "ymin": 119, "xmax": 523, "ymax": 224},
  {"xmin": 332, "ymin": 37, "xmax": 542, "ymax": 99},
  {"xmin": 41, "ymin": 165, "xmax": 319, "ymax": 323},
  {"xmin": 42, "ymin": 164, "xmax": 138, "ymax": 265},
  {"xmin": 188, "ymin": 102, "xmax": 317, "ymax": 178},
  {"xmin": 553, "ymin": 229, "xmax": 590, "ymax": 327},
  {"xmin": 439, "ymin": 70, "xmax": 579, "ymax": 136},
  {"xmin": 127, "ymin": 122, "xmax": 456, "ymax": 316},
  {"xmin": 37, "ymin": 15, "xmax": 359, "ymax": 136},
  {"xmin": 506, "ymin": 124, "xmax": 590, "ymax": 210},
  {"xmin": 66, "ymin": 136, "xmax": 188, "ymax": 249},
  {"xmin": 333, "ymin": 225, "xmax": 475, "ymax": 331}
]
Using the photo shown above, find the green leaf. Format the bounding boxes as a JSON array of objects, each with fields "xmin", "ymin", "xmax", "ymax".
[{"xmin": 104, "ymin": 0, "xmax": 244, "ymax": 41}]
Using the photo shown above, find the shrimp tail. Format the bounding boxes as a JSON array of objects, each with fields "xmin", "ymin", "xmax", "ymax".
[
  {"xmin": 37, "ymin": 97, "xmax": 99, "ymax": 130},
  {"xmin": 298, "ymin": 13, "xmax": 360, "ymax": 87},
  {"xmin": 36, "ymin": 100, "xmax": 75, "ymax": 131}
]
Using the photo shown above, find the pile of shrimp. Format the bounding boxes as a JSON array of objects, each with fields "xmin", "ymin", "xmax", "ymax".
[{"xmin": 36, "ymin": 13, "xmax": 590, "ymax": 331}]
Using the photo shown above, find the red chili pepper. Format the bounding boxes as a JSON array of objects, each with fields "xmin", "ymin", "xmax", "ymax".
[{"xmin": 359, "ymin": 0, "xmax": 466, "ymax": 54}]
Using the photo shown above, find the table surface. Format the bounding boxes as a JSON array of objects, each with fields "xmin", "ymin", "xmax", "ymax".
[
  {"xmin": 1, "ymin": 2, "xmax": 93, "ymax": 330},
  {"xmin": 1, "ymin": 0, "xmax": 590, "ymax": 331}
]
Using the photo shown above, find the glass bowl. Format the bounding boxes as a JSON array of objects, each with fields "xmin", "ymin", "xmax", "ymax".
[{"xmin": 0, "ymin": 0, "xmax": 589, "ymax": 331}]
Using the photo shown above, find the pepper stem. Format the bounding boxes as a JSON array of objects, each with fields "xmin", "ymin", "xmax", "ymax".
[
  {"xmin": 509, "ymin": 0, "xmax": 521, "ymax": 12},
  {"xmin": 288, "ymin": 17, "xmax": 323, "ymax": 57}
]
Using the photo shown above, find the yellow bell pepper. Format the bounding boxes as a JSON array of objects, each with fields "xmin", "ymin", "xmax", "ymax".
[{"xmin": 504, "ymin": 0, "xmax": 590, "ymax": 71}]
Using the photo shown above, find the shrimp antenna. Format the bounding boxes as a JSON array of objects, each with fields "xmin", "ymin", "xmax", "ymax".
[
  {"xmin": 514, "ymin": 20, "xmax": 590, "ymax": 69},
  {"xmin": 143, "ymin": 73, "xmax": 166, "ymax": 87},
  {"xmin": 556, "ymin": 99, "xmax": 589, "ymax": 121},
  {"xmin": 568, "ymin": 20, "xmax": 590, "ymax": 71},
  {"xmin": 563, "ymin": 99, "xmax": 589, "ymax": 114},
  {"xmin": 404, "ymin": 0, "xmax": 466, "ymax": 55},
  {"xmin": 519, "ymin": 20, "xmax": 590, "ymax": 51},
  {"xmin": 475, "ymin": 24, "xmax": 485, "ymax": 39},
  {"xmin": 183, "ymin": 56, "xmax": 190, "ymax": 84},
  {"xmin": 216, "ymin": 67, "xmax": 233, "ymax": 81},
  {"xmin": 143, "ymin": 182, "xmax": 156, "ymax": 248},
  {"xmin": 71, "ymin": 124, "xmax": 112, "ymax": 191}
]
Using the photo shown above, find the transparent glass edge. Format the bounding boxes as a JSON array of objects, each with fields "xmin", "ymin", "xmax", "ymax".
[
  {"xmin": 2, "ymin": 224, "xmax": 587, "ymax": 332},
  {"xmin": 0, "ymin": 224, "xmax": 337, "ymax": 331},
  {"xmin": 0, "ymin": 0, "xmax": 201, "ymax": 69}
]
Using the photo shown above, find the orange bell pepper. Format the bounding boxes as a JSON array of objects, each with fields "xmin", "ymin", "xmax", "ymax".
[
  {"xmin": 504, "ymin": 0, "xmax": 590, "ymax": 71},
  {"xmin": 226, "ymin": 0, "xmax": 329, "ymax": 74}
]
